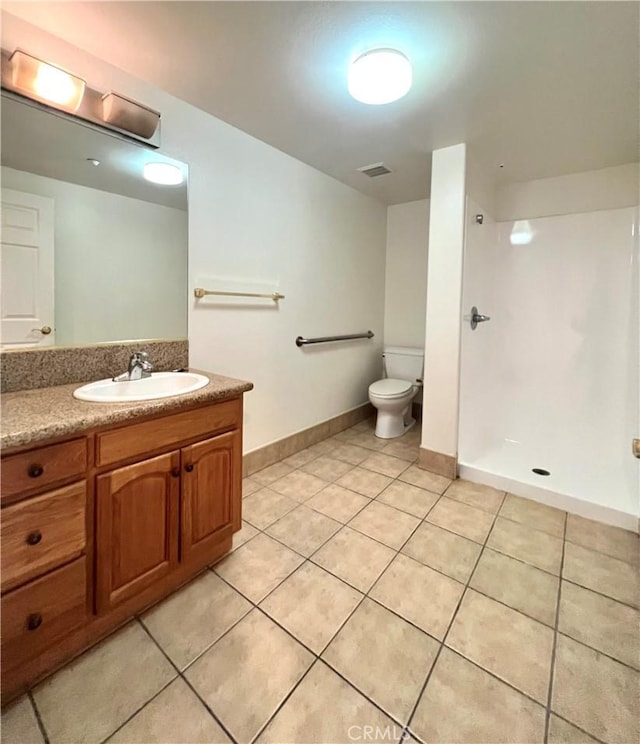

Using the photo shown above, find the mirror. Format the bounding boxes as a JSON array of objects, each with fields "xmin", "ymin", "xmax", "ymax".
[{"xmin": 0, "ymin": 93, "xmax": 188, "ymax": 348}]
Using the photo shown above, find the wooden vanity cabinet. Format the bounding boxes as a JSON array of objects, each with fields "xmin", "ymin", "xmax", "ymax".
[
  {"xmin": 0, "ymin": 396, "xmax": 243, "ymax": 701},
  {"xmin": 96, "ymin": 451, "xmax": 180, "ymax": 612}
]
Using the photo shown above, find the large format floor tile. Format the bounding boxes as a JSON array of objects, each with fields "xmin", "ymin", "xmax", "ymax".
[
  {"xmin": 300, "ymin": 455, "xmax": 354, "ymax": 482},
  {"xmin": 558, "ymin": 581, "xmax": 640, "ymax": 669},
  {"xmin": 349, "ymin": 500, "xmax": 420, "ymax": 549},
  {"xmin": 33, "ymin": 622, "xmax": 176, "ymax": 744},
  {"xmin": 311, "ymin": 526, "xmax": 396, "ymax": 592},
  {"xmin": 242, "ymin": 487, "xmax": 298, "ymax": 529},
  {"xmin": 323, "ymin": 599, "xmax": 438, "ymax": 722},
  {"xmin": 252, "ymin": 461, "xmax": 295, "ymax": 485},
  {"xmin": 107, "ymin": 679, "xmax": 229, "ymax": 743},
  {"xmin": 260, "ymin": 563, "xmax": 362, "ymax": 653},
  {"xmin": 499, "ymin": 493, "xmax": 566, "ymax": 537},
  {"xmin": 444, "ymin": 479, "xmax": 505, "ymax": 514},
  {"xmin": 547, "ymin": 715, "xmax": 601, "ymax": 744},
  {"xmin": 185, "ymin": 610, "xmax": 313, "ymax": 743},
  {"xmin": 258, "ymin": 662, "xmax": 402, "ymax": 744},
  {"xmin": 470, "ymin": 548, "xmax": 559, "ymax": 626},
  {"xmin": 552, "ymin": 634, "xmax": 639, "ymax": 744},
  {"xmin": 411, "ymin": 648, "xmax": 546, "ymax": 744},
  {"xmin": 269, "ymin": 470, "xmax": 328, "ymax": 501},
  {"xmin": 214, "ymin": 533, "xmax": 303, "ymax": 602},
  {"xmin": 563, "ymin": 542, "xmax": 639, "ymax": 607},
  {"xmin": 376, "ymin": 480, "xmax": 439, "ymax": 518},
  {"xmin": 402, "ymin": 521, "xmax": 481, "ymax": 582},
  {"xmin": 371, "ymin": 554, "xmax": 464, "ymax": 639},
  {"xmin": 305, "ymin": 483, "xmax": 370, "ymax": 522},
  {"xmin": 336, "ymin": 466, "xmax": 393, "ymax": 498},
  {"xmin": 488, "ymin": 517, "xmax": 563, "ymax": 574},
  {"xmin": 141, "ymin": 571, "xmax": 251, "ymax": 669},
  {"xmin": 266, "ymin": 504, "xmax": 341, "ymax": 556},
  {"xmin": 0, "ymin": 696, "xmax": 44, "ymax": 744},
  {"xmin": 330, "ymin": 442, "xmax": 373, "ymax": 466},
  {"xmin": 399, "ymin": 464, "xmax": 451, "ymax": 494},
  {"xmin": 426, "ymin": 497, "xmax": 495, "ymax": 544},
  {"xmin": 565, "ymin": 514, "xmax": 639, "ymax": 565},
  {"xmin": 446, "ymin": 590, "xmax": 554, "ymax": 703},
  {"xmin": 360, "ymin": 451, "xmax": 411, "ymax": 478}
]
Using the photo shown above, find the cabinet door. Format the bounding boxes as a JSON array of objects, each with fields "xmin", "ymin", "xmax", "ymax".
[
  {"xmin": 96, "ymin": 451, "xmax": 179, "ymax": 612},
  {"xmin": 181, "ymin": 430, "xmax": 239, "ymax": 567}
]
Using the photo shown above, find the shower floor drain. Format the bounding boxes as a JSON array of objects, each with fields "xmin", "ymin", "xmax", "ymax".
[{"xmin": 532, "ymin": 468, "xmax": 551, "ymax": 476}]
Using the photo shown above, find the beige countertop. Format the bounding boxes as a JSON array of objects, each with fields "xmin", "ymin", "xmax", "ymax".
[{"xmin": 1, "ymin": 369, "xmax": 253, "ymax": 451}]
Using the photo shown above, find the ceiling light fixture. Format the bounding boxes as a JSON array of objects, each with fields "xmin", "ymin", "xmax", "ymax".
[
  {"xmin": 9, "ymin": 49, "xmax": 85, "ymax": 111},
  {"xmin": 143, "ymin": 162, "xmax": 184, "ymax": 186},
  {"xmin": 348, "ymin": 49, "xmax": 412, "ymax": 105}
]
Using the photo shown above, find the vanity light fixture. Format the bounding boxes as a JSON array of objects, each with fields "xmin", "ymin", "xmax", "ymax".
[
  {"xmin": 9, "ymin": 50, "xmax": 85, "ymax": 111},
  {"xmin": 348, "ymin": 49, "xmax": 412, "ymax": 105},
  {"xmin": 143, "ymin": 162, "xmax": 184, "ymax": 186},
  {"xmin": 2, "ymin": 47, "xmax": 162, "ymax": 147}
]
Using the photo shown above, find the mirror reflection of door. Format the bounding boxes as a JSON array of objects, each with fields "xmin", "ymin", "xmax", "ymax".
[{"xmin": 1, "ymin": 188, "xmax": 55, "ymax": 347}]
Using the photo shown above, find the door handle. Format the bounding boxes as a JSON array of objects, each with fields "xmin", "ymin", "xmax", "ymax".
[
  {"xmin": 633, "ymin": 439, "xmax": 640, "ymax": 459},
  {"xmin": 32, "ymin": 326, "xmax": 52, "ymax": 335}
]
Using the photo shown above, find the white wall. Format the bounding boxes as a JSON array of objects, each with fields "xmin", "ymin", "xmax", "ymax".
[
  {"xmin": 2, "ymin": 13, "xmax": 387, "ymax": 453},
  {"xmin": 384, "ymin": 199, "xmax": 429, "ymax": 348},
  {"xmin": 1, "ymin": 166, "xmax": 187, "ymax": 346},
  {"xmin": 421, "ymin": 144, "xmax": 467, "ymax": 458},
  {"xmin": 495, "ymin": 163, "xmax": 639, "ymax": 221}
]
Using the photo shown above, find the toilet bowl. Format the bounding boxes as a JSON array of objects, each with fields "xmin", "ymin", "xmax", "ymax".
[
  {"xmin": 368, "ymin": 379, "xmax": 418, "ymax": 439},
  {"xmin": 368, "ymin": 346, "xmax": 424, "ymax": 439}
]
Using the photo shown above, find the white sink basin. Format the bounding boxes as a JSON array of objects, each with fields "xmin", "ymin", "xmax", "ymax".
[{"xmin": 73, "ymin": 372, "xmax": 209, "ymax": 403}]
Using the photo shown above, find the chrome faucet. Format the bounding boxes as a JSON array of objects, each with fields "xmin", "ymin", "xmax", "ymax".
[{"xmin": 113, "ymin": 352, "xmax": 154, "ymax": 382}]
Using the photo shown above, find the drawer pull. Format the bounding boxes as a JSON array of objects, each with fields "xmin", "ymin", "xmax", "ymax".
[
  {"xmin": 185, "ymin": 463, "xmax": 194, "ymax": 472},
  {"xmin": 26, "ymin": 613, "xmax": 43, "ymax": 631},
  {"xmin": 26, "ymin": 531, "xmax": 42, "ymax": 546},
  {"xmin": 171, "ymin": 468, "xmax": 180, "ymax": 478},
  {"xmin": 28, "ymin": 464, "xmax": 44, "ymax": 478}
]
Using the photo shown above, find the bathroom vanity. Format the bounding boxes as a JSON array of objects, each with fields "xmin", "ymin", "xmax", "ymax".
[{"xmin": 0, "ymin": 370, "xmax": 252, "ymax": 700}]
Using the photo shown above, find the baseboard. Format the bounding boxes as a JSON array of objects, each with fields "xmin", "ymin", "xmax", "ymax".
[
  {"xmin": 243, "ymin": 403, "xmax": 374, "ymax": 476},
  {"xmin": 418, "ymin": 447, "xmax": 457, "ymax": 480}
]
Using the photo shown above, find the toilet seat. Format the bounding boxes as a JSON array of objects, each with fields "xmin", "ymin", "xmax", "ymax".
[{"xmin": 368, "ymin": 378, "xmax": 413, "ymax": 399}]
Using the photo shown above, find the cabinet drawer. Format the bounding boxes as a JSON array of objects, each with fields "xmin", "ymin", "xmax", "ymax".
[
  {"xmin": 2, "ymin": 438, "xmax": 88, "ymax": 503},
  {"xmin": 1, "ymin": 558, "xmax": 87, "ymax": 670},
  {"xmin": 1, "ymin": 482, "xmax": 86, "ymax": 592},
  {"xmin": 96, "ymin": 398, "xmax": 241, "ymax": 467}
]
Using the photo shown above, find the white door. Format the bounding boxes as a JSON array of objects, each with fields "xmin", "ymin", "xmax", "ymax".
[{"xmin": 1, "ymin": 189, "xmax": 55, "ymax": 347}]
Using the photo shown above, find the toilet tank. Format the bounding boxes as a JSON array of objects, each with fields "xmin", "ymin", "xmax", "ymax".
[{"xmin": 383, "ymin": 346, "xmax": 424, "ymax": 381}]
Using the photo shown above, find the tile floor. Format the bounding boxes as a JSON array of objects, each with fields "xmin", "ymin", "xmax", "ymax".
[{"xmin": 2, "ymin": 420, "xmax": 639, "ymax": 744}]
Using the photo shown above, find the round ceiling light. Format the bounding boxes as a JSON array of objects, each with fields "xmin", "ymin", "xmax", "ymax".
[
  {"xmin": 143, "ymin": 162, "xmax": 184, "ymax": 186},
  {"xmin": 348, "ymin": 49, "xmax": 412, "ymax": 105}
]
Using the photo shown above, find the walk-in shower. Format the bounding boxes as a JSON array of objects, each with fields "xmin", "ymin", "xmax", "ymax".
[{"xmin": 458, "ymin": 199, "xmax": 639, "ymax": 529}]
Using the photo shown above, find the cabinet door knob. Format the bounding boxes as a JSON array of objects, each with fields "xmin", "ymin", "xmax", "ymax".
[
  {"xmin": 185, "ymin": 463, "xmax": 194, "ymax": 472},
  {"xmin": 26, "ymin": 531, "xmax": 42, "ymax": 546},
  {"xmin": 28, "ymin": 464, "xmax": 44, "ymax": 478},
  {"xmin": 171, "ymin": 467, "xmax": 180, "ymax": 478},
  {"xmin": 26, "ymin": 613, "xmax": 43, "ymax": 631}
]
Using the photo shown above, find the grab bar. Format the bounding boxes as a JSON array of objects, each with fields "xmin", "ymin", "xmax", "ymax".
[{"xmin": 296, "ymin": 331, "xmax": 374, "ymax": 347}]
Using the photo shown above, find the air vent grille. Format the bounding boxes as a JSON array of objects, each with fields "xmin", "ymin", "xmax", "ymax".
[{"xmin": 357, "ymin": 162, "xmax": 391, "ymax": 178}]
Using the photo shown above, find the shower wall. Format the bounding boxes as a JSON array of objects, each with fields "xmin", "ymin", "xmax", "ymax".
[{"xmin": 459, "ymin": 197, "xmax": 639, "ymax": 527}]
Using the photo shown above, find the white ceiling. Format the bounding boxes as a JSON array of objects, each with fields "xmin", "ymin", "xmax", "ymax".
[{"xmin": 3, "ymin": 1, "xmax": 639, "ymax": 205}]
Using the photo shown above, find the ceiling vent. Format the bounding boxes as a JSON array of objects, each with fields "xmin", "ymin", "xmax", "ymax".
[{"xmin": 357, "ymin": 162, "xmax": 391, "ymax": 178}]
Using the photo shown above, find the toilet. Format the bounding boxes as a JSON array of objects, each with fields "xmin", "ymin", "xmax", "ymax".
[{"xmin": 368, "ymin": 346, "xmax": 424, "ymax": 439}]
